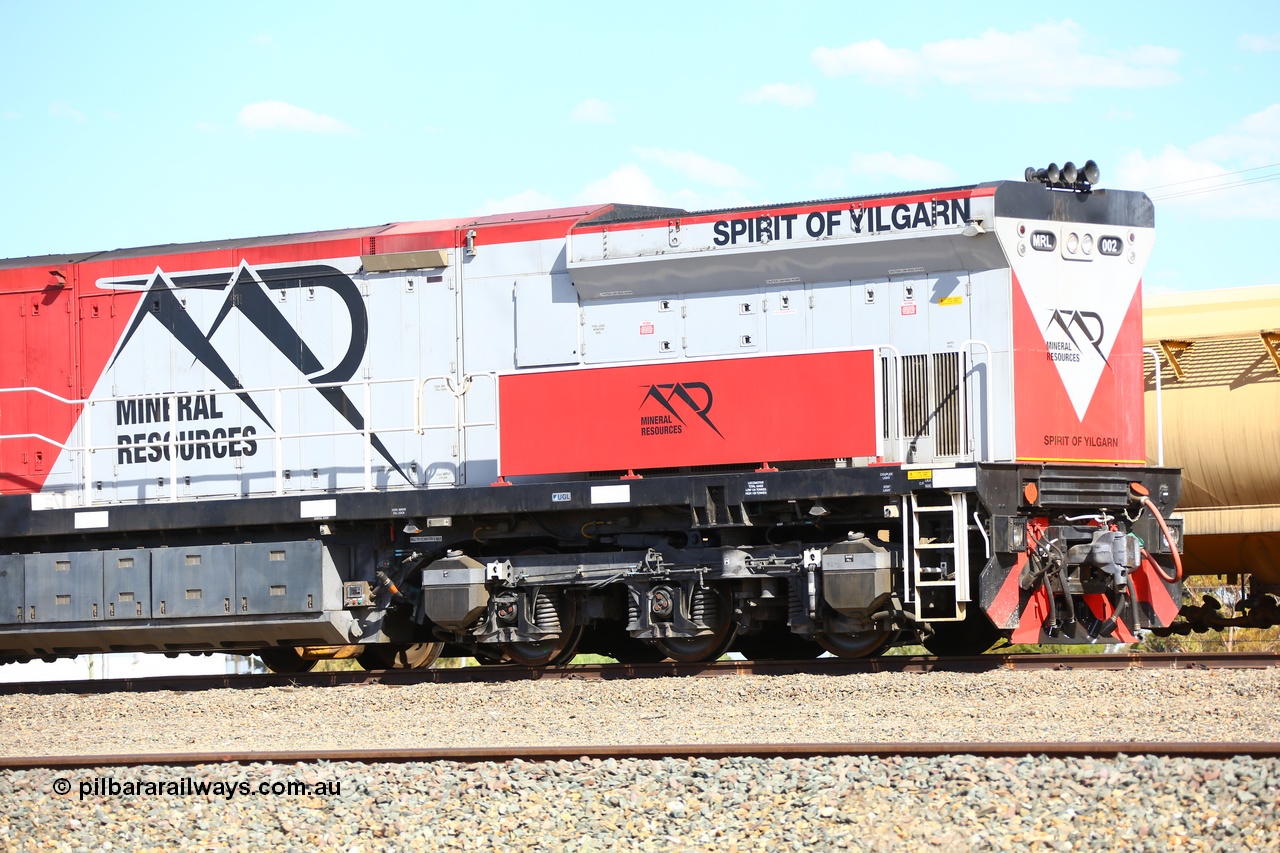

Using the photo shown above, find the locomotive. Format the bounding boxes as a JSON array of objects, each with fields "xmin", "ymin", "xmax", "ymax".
[{"xmin": 0, "ymin": 163, "xmax": 1185, "ymax": 671}]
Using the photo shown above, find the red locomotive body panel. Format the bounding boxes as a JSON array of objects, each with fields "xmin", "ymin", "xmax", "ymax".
[{"xmin": 498, "ymin": 351, "xmax": 878, "ymax": 476}]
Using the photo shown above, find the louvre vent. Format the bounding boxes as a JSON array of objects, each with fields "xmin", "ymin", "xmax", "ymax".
[
  {"xmin": 886, "ymin": 351, "xmax": 965, "ymax": 459},
  {"xmin": 903, "ymin": 355, "xmax": 930, "ymax": 441},
  {"xmin": 933, "ymin": 352, "xmax": 963, "ymax": 457}
]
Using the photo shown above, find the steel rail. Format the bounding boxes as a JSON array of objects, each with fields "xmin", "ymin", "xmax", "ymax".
[
  {"xmin": 4, "ymin": 741, "xmax": 1280, "ymax": 772},
  {"xmin": 0, "ymin": 651, "xmax": 1276, "ymax": 696}
]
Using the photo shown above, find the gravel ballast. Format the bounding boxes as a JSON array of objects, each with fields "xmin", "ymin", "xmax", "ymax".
[
  {"xmin": 3, "ymin": 668, "xmax": 1280, "ymax": 757},
  {"xmin": 4, "ymin": 754, "xmax": 1278, "ymax": 851}
]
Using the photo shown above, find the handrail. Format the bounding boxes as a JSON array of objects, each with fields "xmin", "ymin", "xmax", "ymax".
[
  {"xmin": 0, "ymin": 377, "xmax": 417, "ymax": 407},
  {"xmin": 459, "ymin": 373, "xmax": 501, "ymax": 480},
  {"xmin": 3, "ymin": 340, "xmax": 995, "ymax": 505},
  {"xmin": 414, "ymin": 372, "xmax": 501, "ymax": 479},
  {"xmin": 0, "ymin": 378, "xmax": 421, "ymax": 504},
  {"xmin": 414, "ymin": 374, "xmax": 467, "ymax": 435},
  {"xmin": 958, "ymin": 339, "xmax": 994, "ymax": 462},
  {"xmin": 1142, "ymin": 347, "xmax": 1164, "ymax": 467}
]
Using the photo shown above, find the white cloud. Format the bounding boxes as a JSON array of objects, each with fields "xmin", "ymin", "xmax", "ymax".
[
  {"xmin": 237, "ymin": 101, "xmax": 356, "ymax": 135},
  {"xmin": 573, "ymin": 164, "xmax": 749, "ymax": 211},
  {"xmin": 1238, "ymin": 33, "xmax": 1280, "ymax": 52},
  {"xmin": 1114, "ymin": 104, "xmax": 1280, "ymax": 219},
  {"xmin": 49, "ymin": 102, "xmax": 86, "ymax": 122},
  {"xmin": 849, "ymin": 152, "xmax": 955, "ymax": 186},
  {"xmin": 578, "ymin": 165, "xmax": 667, "ymax": 206},
  {"xmin": 1191, "ymin": 103, "xmax": 1280, "ymax": 165},
  {"xmin": 471, "ymin": 164, "xmax": 752, "ymax": 216},
  {"xmin": 253, "ymin": 34, "xmax": 274, "ymax": 47},
  {"xmin": 633, "ymin": 148, "xmax": 753, "ymax": 189},
  {"xmin": 741, "ymin": 83, "xmax": 816, "ymax": 108},
  {"xmin": 570, "ymin": 98, "xmax": 615, "ymax": 124},
  {"xmin": 813, "ymin": 20, "xmax": 1179, "ymax": 102},
  {"xmin": 3, "ymin": 111, "xmax": 19, "ymax": 120},
  {"xmin": 476, "ymin": 189, "xmax": 561, "ymax": 215}
]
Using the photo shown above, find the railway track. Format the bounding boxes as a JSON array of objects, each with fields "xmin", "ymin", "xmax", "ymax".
[
  {"xmin": 5, "ymin": 740, "xmax": 1280, "ymax": 772},
  {"xmin": 1, "ymin": 651, "xmax": 1276, "ymax": 696}
]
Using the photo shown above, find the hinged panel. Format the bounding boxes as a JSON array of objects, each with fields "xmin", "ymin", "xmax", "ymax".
[
  {"xmin": 103, "ymin": 549, "xmax": 152, "ymax": 620},
  {"xmin": 515, "ymin": 274, "xmax": 580, "ymax": 367},
  {"xmin": 682, "ymin": 290, "xmax": 760, "ymax": 357},
  {"xmin": 0, "ymin": 554, "xmax": 24, "ymax": 624},
  {"xmin": 235, "ymin": 541, "xmax": 323, "ymax": 614},
  {"xmin": 152, "ymin": 545, "xmax": 235, "ymax": 619},
  {"xmin": 581, "ymin": 297, "xmax": 681, "ymax": 364},
  {"xmin": 763, "ymin": 285, "xmax": 807, "ymax": 352},
  {"xmin": 24, "ymin": 552, "xmax": 103, "ymax": 623}
]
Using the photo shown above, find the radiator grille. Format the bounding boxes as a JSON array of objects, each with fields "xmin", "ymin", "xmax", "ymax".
[
  {"xmin": 886, "ymin": 351, "xmax": 964, "ymax": 459},
  {"xmin": 903, "ymin": 354, "xmax": 930, "ymax": 440},
  {"xmin": 933, "ymin": 352, "xmax": 963, "ymax": 457}
]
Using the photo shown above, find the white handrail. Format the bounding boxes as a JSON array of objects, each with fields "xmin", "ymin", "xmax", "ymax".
[
  {"xmin": 274, "ymin": 387, "xmax": 284, "ymax": 496},
  {"xmin": 1142, "ymin": 347, "xmax": 1164, "ymax": 467},
  {"xmin": 0, "ymin": 377, "xmax": 417, "ymax": 407},
  {"xmin": 0, "ymin": 377, "xmax": 423, "ymax": 504},
  {"xmin": 414, "ymin": 374, "xmax": 466, "ymax": 435},
  {"xmin": 82, "ymin": 423, "xmax": 92, "ymax": 504},
  {"xmin": 460, "ymin": 372, "xmax": 501, "ymax": 479},
  {"xmin": 958, "ymin": 339, "xmax": 993, "ymax": 462},
  {"xmin": 2, "ymin": 339, "xmax": 997, "ymax": 505},
  {"xmin": 0, "ymin": 432, "xmax": 71, "ymax": 449},
  {"xmin": 168, "ymin": 389, "xmax": 179, "ymax": 502},
  {"xmin": 363, "ymin": 381, "xmax": 374, "ymax": 492}
]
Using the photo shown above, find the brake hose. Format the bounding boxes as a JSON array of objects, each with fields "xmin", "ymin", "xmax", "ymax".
[{"xmin": 1139, "ymin": 496, "xmax": 1183, "ymax": 583}]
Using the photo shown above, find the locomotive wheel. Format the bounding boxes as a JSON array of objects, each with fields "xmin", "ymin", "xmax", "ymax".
[
  {"xmin": 501, "ymin": 592, "xmax": 578, "ymax": 668},
  {"xmin": 358, "ymin": 642, "xmax": 444, "ymax": 671},
  {"xmin": 547, "ymin": 624, "xmax": 586, "ymax": 666},
  {"xmin": 258, "ymin": 647, "xmax": 317, "ymax": 674},
  {"xmin": 654, "ymin": 586, "xmax": 737, "ymax": 663},
  {"xmin": 503, "ymin": 634, "xmax": 571, "ymax": 667},
  {"xmin": 815, "ymin": 629, "xmax": 895, "ymax": 659}
]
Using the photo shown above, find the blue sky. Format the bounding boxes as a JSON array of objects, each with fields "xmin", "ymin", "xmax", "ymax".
[{"xmin": 2, "ymin": 1, "xmax": 1277, "ymax": 292}]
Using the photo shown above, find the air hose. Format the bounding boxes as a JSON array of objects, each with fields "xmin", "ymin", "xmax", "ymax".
[{"xmin": 1139, "ymin": 496, "xmax": 1183, "ymax": 584}]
